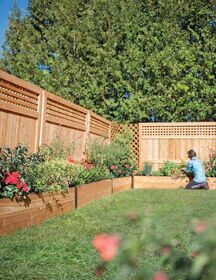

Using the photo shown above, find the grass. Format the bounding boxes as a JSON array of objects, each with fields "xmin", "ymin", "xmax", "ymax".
[{"xmin": 1, "ymin": 189, "xmax": 216, "ymax": 280}]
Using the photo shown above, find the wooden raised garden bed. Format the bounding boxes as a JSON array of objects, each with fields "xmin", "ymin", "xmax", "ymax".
[
  {"xmin": 0, "ymin": 177, "xmax": 134, "ymax": 235},
  {"xmin": 134, "ymin": 176, "xmax": 216, "ymax": 190},
  {"xmin": 112, "ymin": 177, "xmax": 132, "ymax": 194},
  {"xmin": 0, "ymin": 188, "xmax": 75, "ymax": 235},
  {"xmin": 76, "ymin": 179, "xmax": 112, "ymax": 208}
]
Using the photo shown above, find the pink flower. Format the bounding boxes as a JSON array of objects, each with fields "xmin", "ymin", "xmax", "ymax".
[
  {"xmin": 118, "ymin": 169, "xmax": 122, "ymax": 174},
  {"xmin": 125, "ymin": 164, "xmax": 129, "ymax": 169},
  {"xmin": 4, "ymin": 172, "xmax": 21, "ymax": 185},
  {"xmin": 82, "ymin": 162, "xmax": 93, "ymax": 171},
  {"xmin": 110, "ymin": 165, "xmax": 116, "ymax": 170},
  {"xmin": 153, "ymin": 271, "xmax": 168, "ymax": 280},
  {"xmin": 16, "ymin": 181, "xmax": 29, "ymax": 192},
  {"xmin": 93, "ymin": 234, "xmax": 120, "ymax": 262},
  {"xmin": 195, "ymin": 221, "xmax": 207, "ymax": 234}
]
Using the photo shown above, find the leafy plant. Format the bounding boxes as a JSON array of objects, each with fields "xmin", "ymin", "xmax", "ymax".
[
  {"xmin": 150, "ymin": 161, "xmax": 186, "ymax": 177},
  {"xmin": 27, "ymin": 159, "xmax": 69, "ymax": 193},
  {"xmin": 93, "ymin": 216, "xmax": 216, "ymax": 280},
  {"xmin": 0, "ymin": 145, "xmax": 43, "ymax": 198},
  {"xmin": 39, "ymin": 137, "xmax": 75, "ymax": 162},
  {"xmin": 205, "ymin": 151, "xmax": 216, "ymax": 177},
  {"xmin": 87, "ymin": 130, "xmax": 136, "ymax": 178}
]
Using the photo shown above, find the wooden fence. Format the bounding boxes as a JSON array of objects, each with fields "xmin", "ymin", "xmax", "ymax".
[
  {"xmin": 112, "ymin": 122, "xmax": 216, "ymax": 172},
  {"xmin": 1, "ymin": 70, "xmax": 216, "ymax": 167},
  {"xmin": 0, "ymin": 70, "xmax": 111, "ymax": 159}
]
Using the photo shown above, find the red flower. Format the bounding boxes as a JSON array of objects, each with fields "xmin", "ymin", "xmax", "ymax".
[
  {"xmin": 4, "ymin": 172, "xmax": 21, "ymax": 185},
  {"xmin": 125, "ymin": 164, "xmax": 129, "ymax": 169},
  {"xmin": 16, "ymin": 181, "xmax": 29, "ymax": 192},
  {"xmin": 153, "ymin": 271, "xmax": 168, "ymax": 280},
  {"xmin": 82, "ymin": 162, "xmax": 93, "ymax": 171},
  {"xmin": 67, "ymin": 156, "xmax": 75, "ymax": 163},
  {"xmin": 118, "ymin": 169, "xmax": 122, "ymax": 174},
  {"xmin": 110, "ymin": 165, "xmax": 116, "ymax": 170},
  {"xmin": 93, "ymin": 234, "xmax": 120, "ymax": 262}
]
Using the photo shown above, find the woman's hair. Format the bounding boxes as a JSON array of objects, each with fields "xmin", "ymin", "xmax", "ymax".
[{"xmin": 187, "ymin": 149, "xmax": 196, "ymax": 158}]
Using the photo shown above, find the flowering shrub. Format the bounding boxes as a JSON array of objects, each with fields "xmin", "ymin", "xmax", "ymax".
[
  {"xmin": 0, "ymin": 145, "xmax": 43, "ymax": 198},
  {"xmin": 27, "ymin": 159, "xmax": 70, "ymax": 192},
  {"xmin": 67, "ymin": 159, "xmax": 110, "ymax": 186},
  {"xmin": 93, "ymin": 216, "xmax": 216, "ymax": 279},
  {"xmin": 87, "ymin": 130, "xmax": 136, "ymax": 178},
  {"xmin": 205, "ymin": 151, "xmax": 216, "ymax": 177}
]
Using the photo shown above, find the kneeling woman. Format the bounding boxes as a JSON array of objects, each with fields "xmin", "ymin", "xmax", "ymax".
[{"xmin": 182, "ymin": 149, "xmax": 209, "ymax": 190}]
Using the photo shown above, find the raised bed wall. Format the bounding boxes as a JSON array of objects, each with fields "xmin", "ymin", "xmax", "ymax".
[
  {"xmin": 134, "ymin": 176, "xmax": 216, "ymax": 190},
  {"xmin": 0, "ymin": 177, "xmax": 132, "ymax": 235}
]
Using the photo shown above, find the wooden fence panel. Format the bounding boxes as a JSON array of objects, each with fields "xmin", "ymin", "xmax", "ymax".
[
  {"xmin": 139, "ymin": 122, "xmax": 216, "ymax": 172},
  {"xmin": 0, "ymin": 70, "xmax": 42, "ymax": 152},
  {"xmin": 0, "ymin": 71, "xmax": 111, "ymax": 159},
  {"xmin": 42, "ymin": 91, "xmax": 88, "ymax": 160}
]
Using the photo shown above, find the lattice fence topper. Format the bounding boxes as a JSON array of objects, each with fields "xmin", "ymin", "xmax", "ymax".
[
  {"xmin": 0, "ymin": 77, "xmax": 39, "ymax": 112},
  {"xmin": 141, "ymin": 123, "xmax": 216, "ymax": 138},
  {"xmin": 111, "ymin": 123, "xmax": 139, "ymax": 165}
]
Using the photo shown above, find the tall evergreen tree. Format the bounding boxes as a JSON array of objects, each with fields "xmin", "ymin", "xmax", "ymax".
[{"xmin": 1, "ymin": 0, "xmax": 216, "ymax": 122}]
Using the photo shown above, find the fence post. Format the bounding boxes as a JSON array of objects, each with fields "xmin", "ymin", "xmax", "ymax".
[
  {"xmin": 138, "ymin": 123, "xmax": 142, "ymax": 170},
  {"xmin": 38, "ymin": 90, "xmax": 47, "ymax": 147},
  {"xmin": 83, "ymin": 111, "xmax": 91, "ymax": 159}
]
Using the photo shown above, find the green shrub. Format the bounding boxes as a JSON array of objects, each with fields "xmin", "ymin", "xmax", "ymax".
[
  {"xmin": 205, "ymin": 151, "xmax": 216, "ymax": 177},
  {"xmin": 0, "ymin": 145, "xmax": 43, "ymax": 198},
  {"xmin": 87, "ymin": 129, "xmax": 136, "ymax": 178},
  {"xmin": 150, "ymin": 160, "xmax": 186, "ymax": 177},
  {"xmin": 28, "ymin": 159, "xmax": 69, "ymax": 192},
  {"xmin": 39, "ymin": 137, "xmax": 75, "ymax": 162}
]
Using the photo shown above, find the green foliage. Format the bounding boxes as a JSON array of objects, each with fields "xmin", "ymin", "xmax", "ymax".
[
  {"xmin": 205, "ymin": 151, "xmax": 216, "ymax": 177},
  {"xmin": 0, "ymin": 145, "xmax": 43, "ymax": 198},
  {"xmin": 28, "ymin": 159, "xmax": 70, "ymax": 192},
  {"xmin": 39, "ymin": 137, "xmax": 75, "ymax": 162},
  {"xmin": 1, "ymin": 0, "xmax": 215, "ymax": 122},
  {"xmin": 87, "ymin": 130, "xmax": 136, "ymax": 178},
  {"xmin": 150, "ymin": 161, "xmax": 186, "ymax": 177},
  {"xmin": 94, "ymin": 217, "xmax": 216, "ymax": 280}
]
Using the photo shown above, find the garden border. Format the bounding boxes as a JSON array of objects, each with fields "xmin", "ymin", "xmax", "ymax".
[
  {"xmin": 0, "ymin": 177, "xmax": 132, "ymax": 235},
  {"xmin": 1, "ymin": 176, "xmax": 215, "ymax": 235}
]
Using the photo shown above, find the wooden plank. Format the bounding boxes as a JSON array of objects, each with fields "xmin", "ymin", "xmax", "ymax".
[
  {"xmin": 76, "ymin": 180, "xmax": 112, "ymax": 208},
  {"xmin": 0, "ymin": 100, "xmax": 39, "ymax": 119},
  {"xmin": 90, "ymin": 111, "xmax": 111, "ymax": 125},
  {"xmin": 47, "ymin": 98, "xmax": 87, "ymax": 119},
  {"xmin": 46, "ymin": 109, "xmax": 86, "ymax": 126},
  {"xmin": 45, "ymin": 91, "xmax": 88, "ymax": 113},
  {"xmin": 112, "ymin": 177, "xmax": 132, "ymax": 194},
  {"xmin": 0, "ymin": 80, "xmax": 39, "ymax": 100},
  {"xmin": 89, "ymin": 127, "xmax": 109, "ymax": 137},
  {"xmin": 0, "ymin": 93, "xmax": 37, "ymax": 110},
  {"xmin": 46, "ymin": 115, "xmax": 86, "ymax": 131},
  {"xmin": 47, "ymin": 104, "xmax": 86, "ymax": 122},
  {"xmin": 0, "ymin": 86, "xmax": 38, "ymax": 105},
  {"xmin": 0, "ymin": 70, "xmax": 41, "ymax": 94}
]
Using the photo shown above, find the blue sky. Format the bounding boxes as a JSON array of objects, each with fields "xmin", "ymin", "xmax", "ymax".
[{"xmin": 0, "ymin": 0, "xmax": 28, "ymax": 52}]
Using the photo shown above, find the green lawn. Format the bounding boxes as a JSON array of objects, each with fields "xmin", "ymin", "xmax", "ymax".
[{"xmin": 0, "ymin": 189, "xmax": 216, "ymax": 280}]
